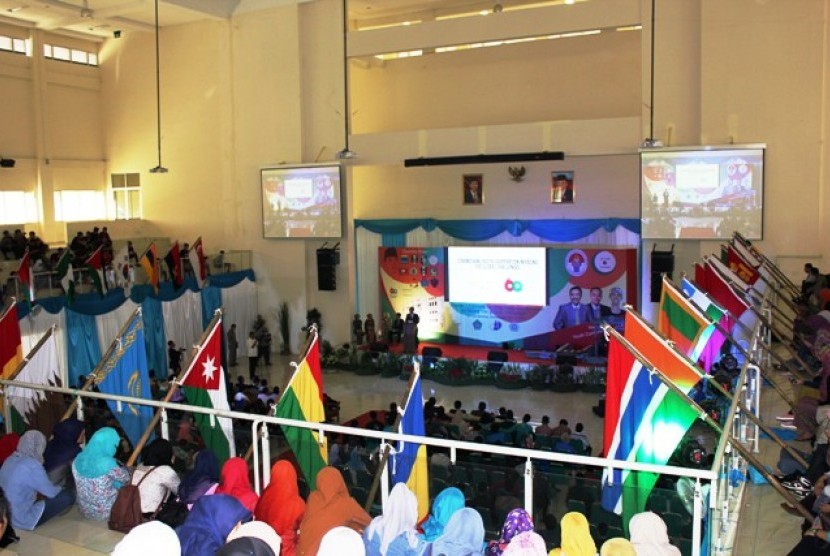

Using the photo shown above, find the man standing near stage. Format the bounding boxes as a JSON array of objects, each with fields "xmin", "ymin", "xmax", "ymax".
[
  {"xmin": 404, "ymin": 306, "xmax": 420, "ymax": 353},
  {"xmin": 553, "ymin": 286, "xmax": 590, "ymax": 329}
]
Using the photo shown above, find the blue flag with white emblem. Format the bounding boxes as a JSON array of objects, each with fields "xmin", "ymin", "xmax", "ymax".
[{"xmin": 94, "ymin": 311, "xmax": 153, "ymax": 448}]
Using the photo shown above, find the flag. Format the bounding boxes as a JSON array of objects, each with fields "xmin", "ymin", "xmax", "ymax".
[
  {"xmin": 276, "ymin": 331, "xmax": 328, "ymax": 490},
  {"xmin": 6, "ymin": 328, "xmax": 64, "ymax": 437},
  {"xmin": 189, "ymin": 237, "xmax": 207, "ymax": 288},
  {"xmin": 85, "ymin": 245, "xmax": 107, "ymax": 296},
  {"xmin": 140, "ymin": 243, "xmax": 160, "ymax": 291},
  {"xmin": 164, "ymin": 242, "xmax": 183, "ymax": 289},
  {"xmin": 113, "ymin": 243, "xmax": 133, "ymax": 296},
  {"xmin": 392, "ymin": 363, "xmax": 430, "ymax": 520},
  {"xmin": 698, "ymin": 261, "xmax": 749, "ymax": 320},
  {"xmin": 93, "ymin": 312, "xmax": 154, "ymax": 448},
  {"xmin": 16, "ymin": 250, "xmax": 34, "ymax": 303},
  {"xmin": 681, "ymin": 277, "xmax": 729, "ymax": 372},
  {"xmin": 55, "ymin": 249, "xmax": 75, "ymax": 303},
  {"xmin": 0, "ymin": 304, "xmax": 22, "ymax": 379},
  {"xmin": 682, "ymin": 277, "xmax": 727, "ymax": 324},
  {"xmin": 601, "ymin": 332, "xmax": 700, "ymax": 533},
  {"xmin": 181, "ymin": 317, "xmax": 236, "ymax": 463},
  {"xmin": 705, "ymin": 258, "xmax": 759, "ymax": 345},
  {"xmin": 726, "ymin": 245, "xmax": 760, "ymax": 285},
  {"xmin": 657, "ymin": 277, "xmax": 713, "ymax": 361}
]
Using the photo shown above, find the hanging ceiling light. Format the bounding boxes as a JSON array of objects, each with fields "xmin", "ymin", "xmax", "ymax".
[
  {"xmin": 149, "ymin": 0, "xmax": 168, "ymax": 173},
  {"xmin": 336, "ymin": 0, "xmax": 356, "ymax": 160}
]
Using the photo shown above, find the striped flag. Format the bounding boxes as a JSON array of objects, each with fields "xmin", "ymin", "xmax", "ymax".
[
  {"xmin": 681, "ymin": 277, "xmax": 729, "ymax": 372},
  {"xmin": 164, "ymin": 242, "xmax": 183, "ymax": 289},
  {"xmin": 113, "ymin": 244, "xmax": 133, "ymax": 297},
  {"xmin": 6, "ymin": 328, "xmax": 64, "ymax": 437},
  {"xmin": 85, "ymin": 245, "xmax": 107, "ymax": 296},
  {"xmin": 189, "ymin": 237, "xmax": 207, "ymax": 288},
  {"xmin": 726, "ymin": 245, "xmax": 759, "ymax": 285},
  {"xmin": 0, "ymin": 304, "xmax": 22, "ymax": 380},
  {"xmin": 16, "ymin": 250, "xmax": 34, "ymax": 303},
  {"xmin": 276, "ymin": 331, "xmax": 328, "ymax": 490},
  {"xmin": 657, "ymin": 276, "xmax": 713, "ymax": 361},
  {"xmin": 55, "ymin": 249, "xmax": 75, "ymax": 303},
  {"xmin": 139, "ymin": 242, "xmax": 160, "ymax": 291},
  {"xmin": 392, "ymin": 363, "xmax": 430, "ymax": 520}
]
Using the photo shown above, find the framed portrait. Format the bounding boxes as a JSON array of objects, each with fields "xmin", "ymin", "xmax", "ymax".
[
  {"xmin": 551, "ymin": 171, "xmax": 575, "ymax": 204},
  {"xmin": 463, "ymin": 174, "xmax": 484, "ymax": 205}
]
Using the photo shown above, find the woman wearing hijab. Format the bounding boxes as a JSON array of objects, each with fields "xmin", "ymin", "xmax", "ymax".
[
  {"xmin": 486, "ymin": 508, "xmax": 535, "ymax": 555},
  {"xmin": 319, "ymin": 526, "xmax": 366, "ymax": 556},
  {"xmin": 132, "ymin": 438, "xmax": 180, "ymax": 515},
  {"xmin": 428, "ymin": 507, "xmax": 485, "ymax": 556},
  {"xmin": 503, "ymin": 531, "xmax": 548, "ymax": 556},
  {"xmin": 419, "ymin": 486, "xmax": 466, "ymax": 542},
  {"xmin": 72, "ymin": 427, "xmax": 130, "ymax": 520},
  {"xmin": 255, "ymin": 460, "xmax": 305, "ymax": 556},
  {"xmin": 0, "ymin": 430, "xmax": 75, "ymax": 530},
  {"xmin": 178, "ymin": 449, "xmax": 220, "ymax": 508},
  {"xmin": 111, "ymin": 520, "xmax": 181, "ymax": 556},
  {"xmin": 177, "ymin": 493, "xmax": 252, "ymax": 556},
  {"xmin": 297, "ymin": 466, "xmax": 371, "ymax": 556},
  {"xmin": 628, "ymin": 512, "xmax": 681, "ymax": 556},
  {"xmin": 548, "ymin": 512, "xmax": 596, "ymax": 556},
  {"xmin": 217, "ymin": 537, "xmax": 276, "ymax": 556},
  {"xmin": 364, "ymin": 482, "xmax": 418, "ymax": 556},
  {"xmin": 599, "ymin": 538, "xmax": 636, "ymax": 556},
  {"xmin": 226, "ymin": 520, "xmax": 282, "ymax": 555},
  {"xmin": 216, "ymin": 457, "xmax": 259, "ymax": 513},
  {"xmin": 43, "ymin": 419, "xmax": 85, "ymax": 486}
]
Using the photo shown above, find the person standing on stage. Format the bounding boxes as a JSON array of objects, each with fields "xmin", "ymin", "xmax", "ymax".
[
  {"xmin": 246, "ymin": 332, "xmax": 259, "ymax": 380},
  {"xmin": 227, "ymin": 323, "xmax": 238, "ymax": 367},
  {"xmin": 404, "ymin": 307, "xmax": 420, "ymax": 353}
]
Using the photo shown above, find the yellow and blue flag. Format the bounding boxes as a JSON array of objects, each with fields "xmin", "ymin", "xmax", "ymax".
[
  {"xmin": 94, "ymin": 311, "xmax": 154, "ymax": 448},
  {"xmin": 392, "ymin": 364, "xmax": 430, "ymax": 519}
]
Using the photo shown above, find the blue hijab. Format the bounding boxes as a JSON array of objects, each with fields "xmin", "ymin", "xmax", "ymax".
[
  {"xmin": 73, "ymin": 427, "xmax": 120, "ymax": 479},
  {"xmin": 420, "ymin": 487, "xmax": 466, "ymax": 541},
  {"xmin": 177, "ymin": 494, "xmax": 252, "ymax": 556},
  {"xmin": 178, "ymin": 449, "xmax": 220, "ymax": 504},
  {"xmin": 43, "ymin": 419, "xmax": 85, "ymax": 472},
  {"xmin": 430, "ymin": 508, "xmax": 485, "ymax": 556}
]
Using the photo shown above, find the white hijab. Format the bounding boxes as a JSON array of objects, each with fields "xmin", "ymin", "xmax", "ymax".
[
  {"xmin": 628, "ymin": 512, "xmax": 681, "ymax": 556},
  {"xmin": 111, "ymin": 521, "xmax": 181, "ymax": 556},
  {"xmin": 318, "ymin": 526, "xmax": 366, "ymax": 555},
  {"xmin": 364, "ymin": 482, "xmax": 419, "ymax": 553}
]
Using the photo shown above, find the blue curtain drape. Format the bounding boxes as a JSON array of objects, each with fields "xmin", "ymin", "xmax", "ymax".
[
  {"xmin": 65, "ymin": 309, "xmax": 103, "ymax": 387},
  {"xmin": 141, "ymin": 297, "xmax": 167, "ymax": 378},
  {"xmin": 200, "ymin": 286, "xmax": 223, "ymax": 329}
]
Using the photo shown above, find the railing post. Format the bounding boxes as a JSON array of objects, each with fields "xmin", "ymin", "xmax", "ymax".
[
  {"xmin": 523, "ymin": 458, "xmax": 533, "ymax": 516},
  {"xmin": 2, "ymin": 387, "xmax": 10, "ymax": 434},
  {"xmin": 379, "ymin": 440, "xmax": 390, "ymax": 512},
  {"xmin": 692, "ymin": 479, "xmax": 703, "ymax": 556},
  {"xmin": 252, "ymin": 420, "xmax": 262, "ymax": 494},
  {"xmin": 261, "ymin": 423, "xmax": 272, "ymax": 488},
  {"xmin": 160, "ymin": 408, "xmax": 169, "ymax": 441}
]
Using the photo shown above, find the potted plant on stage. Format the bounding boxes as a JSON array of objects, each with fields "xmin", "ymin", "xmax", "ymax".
[
  {"xmin": 496, "ymin": 363, "xmax": 527, "ymax": 390},
  {"xmin": 550, "ymin": 364, "xmax": 579, "ymax": 393},
  {"xmin": 379, "ymin": 352, "xmax": 405, "ymax": 378},
  {"xmin": 355, "ymin": 349, "xmax": 379, "ymax": 375},
  {"xmin": 580, "ymin": 367, "xmax": 607, "ymax": 393},
  {"xmin": 320, "ymin": 340, "xmax": 339, "ymax": 370},
  {"xmin": 529, "ymin": 364, "xmax": 554, "ymax": 390}
]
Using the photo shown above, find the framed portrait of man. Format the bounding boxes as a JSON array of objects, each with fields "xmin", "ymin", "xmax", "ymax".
[
  {"xmin": 463, "ymin": 174, "xmax": 484, "ymax": 205},
  {"xmin": 551, "ymin": 171, "xmax": 575, "ymax": 204}
]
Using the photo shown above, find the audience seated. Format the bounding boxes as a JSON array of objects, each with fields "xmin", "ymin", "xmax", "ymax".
[
  {"xmin": 0, "ymin": 430, "xmax": 75, "ymax": 530},
  {"xmin": 43, "ymin": 419, "xmax": 85, "ymax": 487},
  {"xmin": 364, "ymin": 482, "xmax": 418, "ymax": 556},
  {"xmin": 72, "ymin": 427, "xmax": 130, "ymax": 521},
  {"xmin": 549, "ymin": 512, "xmax": 596, "ymax": 556},
  {"xmin": 177, "ymin": 494, "xmax": 252, "ymax": 556},
  {"xmin": 111, "ymin": 520, "xmax": 181, "ymax": 556},
  {"xmin": 320, "ymin": 526, "xmax": 367, "ymax": 556},
  {"xmin": 627, "ymin": 511, "xmax": 681, "ymax": 556},
  {"xmin": 216, "ymin": 457, "xmax": 259, "ymax": 513},
  {"xmin": 502, "ymin": 530, "xmax": 547, "ymax": 555},
  {"xmin": 256, "ymin": 460, "xmax": 306, "ymax": 556},
  {"xmin": 133, "ymin": 438, "xmax": 180, "ymax": 515},
  {"xmin": 224, "ymin": 520, "xmax": 283, "ymax": 555},
  {"xmin": 486, "ymin": 507, "xmax": 535, "ymax": 555},
  {"xmin": 297, "ymin": 466, "xmax": 371, "ymax": 556},
  {"xmin": 178, "ymin": 448, "xmax": 220, "ymax": 508},
  {"xmin": 599, "ymin": 537, "xmax": 637, "ymax": 556},
  {"xmin": 420, "ymin": 486, "xmax": 466, "ymax": 542},
  {"xmin": 428, "ymin": 507, "xmax": 485, "ymax": 556}
]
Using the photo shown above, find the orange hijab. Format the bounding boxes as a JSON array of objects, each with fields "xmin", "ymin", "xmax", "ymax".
[
  {"xmin": 255, "ymin": 460, "xmax": 306, "ymax": 556},
  {"xmin": 296, "ymin": 466, "xmax": 371, "ymax": 556},
  {"xmin": 216, "ymin": 457, "xmax": 259, "ymax": 513}
]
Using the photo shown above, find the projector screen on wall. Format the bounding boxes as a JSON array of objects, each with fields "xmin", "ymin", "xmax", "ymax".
[
  {"xmin": 641, "ymin": 145, "xmax": 765, "ymax": 240},
  {"xmin": 261, "ymin": 164, "xmax": 343, "ymax": 239},
  {"xmin": 447, "ymin": 246, "xmax": 548, "ymax": 306}
]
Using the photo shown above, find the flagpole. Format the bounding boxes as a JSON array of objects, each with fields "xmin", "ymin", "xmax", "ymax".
[
  {"xmin": 733, "ymin": 232, "xmax": 801, "ymax": 297},
  {"xmin": 727, "ymin": 239, "xmax": 801, "ymax": 307},
  {"xmin": 127, "ymin": 308, "xmax": 224, "ymax": 467},
  {"xmin": 363, "ymin": 361, "xmax": 419, "ymax": 513},
  {"xmin": 61, "ymin": 307, "xmax": 142, "ymax": 421},
  {"xmin": 606, "ymin": 326, "xmax": 812, "ymax": 520}
]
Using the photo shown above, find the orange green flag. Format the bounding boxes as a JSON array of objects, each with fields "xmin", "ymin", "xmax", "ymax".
[{"xmin": 657, "ymin": 276, "xmax": 715, "ymax": 361}]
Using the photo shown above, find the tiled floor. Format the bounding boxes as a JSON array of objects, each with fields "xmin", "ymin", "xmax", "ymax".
[{"xmin": 5, "ymin": 354, "xmax": 806, "ymax": 554}]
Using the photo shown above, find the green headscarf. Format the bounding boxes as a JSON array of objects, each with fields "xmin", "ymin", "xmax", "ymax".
[{"xmin": 73, "ymin": 427, "xmax": 120, "ymax": 479}]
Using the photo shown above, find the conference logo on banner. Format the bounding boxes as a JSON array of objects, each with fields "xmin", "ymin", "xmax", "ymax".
[{"xmin": 378, "ymin": 247, "xmax": 638, "ymax": 345}]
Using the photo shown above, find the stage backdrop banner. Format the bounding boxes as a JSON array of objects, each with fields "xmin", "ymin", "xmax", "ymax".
[{"xmin": 379, "ymin": 247, "xmax": 637, "ymax": 346}]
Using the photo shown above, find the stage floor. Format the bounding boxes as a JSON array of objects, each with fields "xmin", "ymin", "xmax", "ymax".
[{"xmin": 387, "ymin": 341, "xmax": 607, "ymax": 366}]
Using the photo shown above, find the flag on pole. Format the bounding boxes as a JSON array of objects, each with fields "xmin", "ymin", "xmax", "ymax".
[
  {"xmin": 164, "ymin": 242, "xmax": 183, "ymax": 289},
  {"xmin": 682, "ymin": 277, "xmax": 727, "ymax": 324},
  {"xmin": 139, "ymin": 243, "xmax": 160, "ymax": 291},
  {"xmin": 726, "ymin": 245, "xmax": 760, "ymax": 285},
  {"xmin": 275, "ymin": 330, "xmax": 328, "ymax": 490},
  {"xmin": 93, "ymin": 312, "xmax": 154, "ymax": 448},
  {"xmin": 0, "ymin": 304, "xmax": 22, "ymax": 379},
  {"xmin": 16, "ymin": 250, "xmax": 34, "ymax": 303},
  {"xmin": 6, "ymin": 328, "xmax": 64, "ymax": 437},
  {"xmin": 601, "ymin": 331, "xmax": 700, "ymax": 533},
  {"xmin": 85, "ymin": 245, "xmax": 107, "ymax": 296},
  {"xmin": 189, "ymin": 237, "xmax": 207, "ymax": 288},
  {"xmin": 391, "ymin": 362, "xmax": 430, "ymax": 520},
  {"xmin": 705, "ymin": 257, "xmax": 759, "ymax": 344},
  {"xmin": 698, "ymin": 261, "xmax": 750, "ymax": 320},
  {"xmin": 180, "ymin": 316, "xmax": 235, "ymax": 463},
  {"xmin": 55, "ymin": 249, "xmax": 75, "ymax": 303},
  {"xmin": 681, "ymin": 277, "xmax": 729, "ymax": 372},
  {"xmin": 657, "ymin": 277, "xmax": 713, "ymax": 361},
  {"xmin": 113, "ymin": 243, "xmax": 133, "ymax": 296}
]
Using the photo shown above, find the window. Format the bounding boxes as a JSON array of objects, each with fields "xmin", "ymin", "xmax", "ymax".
[
  {"xmin": 111, "ymin": 173, "xmax": 141, "ymax": 219},
  {"xmin": 0, "ymin": 35, "xmax": 28, "ymax": 55},
  {"xmin": 54, "ymin": 190, "xmax": 106, "ymax": 222},
  {"xmin": 43, "ymin": 43, "xmax": 98, "ymax": 66},
  {"xmin": 0, "ymin": 191, "xmax": 37, "ymax": 225}
]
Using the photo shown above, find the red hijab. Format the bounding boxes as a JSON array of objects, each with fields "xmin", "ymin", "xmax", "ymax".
[
  {"xmin": 216, "ymin": 457, "xmax": 259, "ymax": 513},
  {"xmin": 255, "ymin": 460, "xmax": 306, "ymax": 556}
]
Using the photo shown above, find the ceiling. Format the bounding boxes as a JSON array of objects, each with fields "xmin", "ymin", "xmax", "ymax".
[{"xmin": 0, "ymin": 0, "xmax": 576, "ymax": 39}]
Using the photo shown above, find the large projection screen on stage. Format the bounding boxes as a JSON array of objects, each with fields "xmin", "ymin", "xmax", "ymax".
[
  {"xmin": 261, "ymin": 163, "xmax": 343, "ymax": 238},
  {"xmin": 641, "ymin": 145, "xmax": 765, "ymax": 240},
  {"xmin": 447, "ymin": 246, "xmax": 548, "ymax": 306}
]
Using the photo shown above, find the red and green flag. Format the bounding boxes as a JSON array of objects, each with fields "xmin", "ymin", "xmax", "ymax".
[
  {"xmin": 85, "ymin": 245, "xmax": 107, "ymax": 296},
  {"xmin": 0, "ymin": 304, "xmax": 22, "ymax": 380},
  {"xmin": 16, "ymin": 250, "xmax": 34, "ymax": 303},
  {"xmin": 657, "ymin": 276, "xmax": 715, "ymax": 362},
  {"xmin": 276, "ymin": 331, "xmax": 328, "ymax": 490}
]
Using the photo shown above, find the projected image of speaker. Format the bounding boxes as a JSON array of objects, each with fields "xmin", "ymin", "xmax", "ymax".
[{"xmin": 421, "ymin": 346, "xmax": 443, "ymax": 369}]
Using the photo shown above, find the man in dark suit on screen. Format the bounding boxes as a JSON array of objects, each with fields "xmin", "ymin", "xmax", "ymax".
[{"xmin": 553, "ymin": 286, "xmax": 590, "ymax": 329}]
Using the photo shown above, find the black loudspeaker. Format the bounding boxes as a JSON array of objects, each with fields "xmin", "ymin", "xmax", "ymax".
[
  {"xmin": 486, "ymin": 350, "xmax": 508, "ymax": 374},
  {"xmin": 650, "ymin": 248, "xmax": 675, "ymax": 302},
  {"xmin": 421, "ymin": 346, "xmax": 443, "ymax": 368},
  {"xmin": 316, "ymin": 248, "xmax": 337, "ymax": 291}
]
